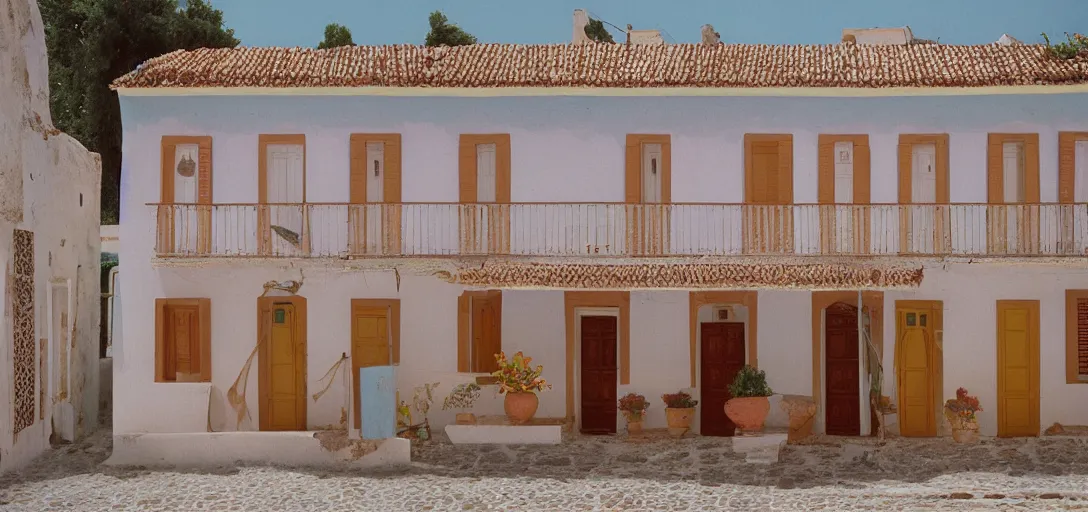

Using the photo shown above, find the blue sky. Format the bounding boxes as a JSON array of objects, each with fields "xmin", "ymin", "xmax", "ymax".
[{"xmin": 212, "ymin": 0, "xmax": 1088, "ymax": 47}]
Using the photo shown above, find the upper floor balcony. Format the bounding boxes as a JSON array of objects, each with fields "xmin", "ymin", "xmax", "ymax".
[{"xmin": 150, "ymin": 202, "xmax": 1088, "ymax": 259}]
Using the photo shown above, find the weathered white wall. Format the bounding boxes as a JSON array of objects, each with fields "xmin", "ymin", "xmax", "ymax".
[{"xmin": 0, "ymin": 0, "xmax": 102, "ymax": 473}]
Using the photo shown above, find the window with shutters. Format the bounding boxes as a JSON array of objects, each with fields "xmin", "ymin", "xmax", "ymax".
[
  {"xmin": 459, "ymin": 134, "xmax": 511, "ymax": 255},
  {"xmin": 986, "ymin": 133, "xmax": 1040, "ymax": 255},
  {"xmin": 1065, "ymin": 290, "xmax": 1088, "ymax": 384},
  {"xmin": 159, "ymin": 136, "xmax": 213, "ymax": 255},
  {"xmin": 457, "ymin": 291, "xmax": 502, "ymax": 373},
  {"xmin": 817, "ymin": 134, "xmax": 870, "ymax": 255},
  {"xmin": 155, "ymin": 298, "xmax": 212, "ymax": 382},
  {"xmin": 349, "ymin": 134, "xmax": 402, "ymax": 255},
  {"xmin": 625, "ymin": 134, "xmax": 671, "ymax": 256}
]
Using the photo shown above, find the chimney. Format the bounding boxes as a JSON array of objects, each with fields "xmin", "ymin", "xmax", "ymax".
[
  {"xmin": 701, "ymin": 24, "xmax": 720, "ymax": 45},
  {"xmin": 626, "ymin": 24, "xmax": 632, "ymax": 44},
  {"xmin": 572, "ymin": 9, "xmax": 591, "ymax": 44}
]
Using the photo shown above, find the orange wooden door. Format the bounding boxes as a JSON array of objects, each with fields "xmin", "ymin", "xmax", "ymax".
[
  {"xmin": 996, "ymin": 300, "xmax": 1040, "ymax": 437},
  {"xmin": 352, "ymin": 306, "xmax": 390, "ymax": 429},
  {"xmin": 700, "ymin": 322, "xmax": 746, "ymax": 436},
  {"xmin": 745, "ymin": 137, "xmax": 793, "ymax": 254},
  {"xmin": 163, "ymin": 304, "xmax": 201, "ymax": 382},
  {"xmin": 262, "ymin": 302, "xmax": 306, "ymax": 431},
  {"xmin": 580, "ymin": 316, "xmax": 618, "ymax": 435},
  {"xmin": 896, "ymin": 308, "xmax": 936, "ymax": 437}
]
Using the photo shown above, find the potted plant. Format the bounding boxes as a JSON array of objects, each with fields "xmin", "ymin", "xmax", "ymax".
[
  {"xmin": 944, "ymin": 387, "xmax": 982, "ymax": 443},
  {"xmin": 618, "ymin": 393, "xmax": 649, "ymax": 435},
  {"xmin": 397, "ymin": 382, "xmax": 440, "ymax": 441},
  {"xmin": 492, "ymin": 351, "xmax": 551, "ymax": 424},
  {"xmin": 443, "ymin": 382, "xmax": 482, "ymax": 425},
  {"xmin": 724, "ymin": 365, "xmax": 774, "ymax": 435},
  {"xmin": 662, "ymin": 391, "xmax": 698, "ymax": 437}
]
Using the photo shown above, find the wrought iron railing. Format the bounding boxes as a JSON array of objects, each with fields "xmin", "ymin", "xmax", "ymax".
[{"xmin": 149, "ymin": 202, "xmax": 1088, "ymax": 258}]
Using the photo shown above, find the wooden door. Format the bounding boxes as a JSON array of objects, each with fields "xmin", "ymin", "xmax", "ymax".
[
  {"xmin": 824, "ymin": 304, "xmax": 860, "ymax": 436},
  {"xmin": 700, "ymin": 322, "xmax": 746, "ymax": 437},
  {"xmin": 260, "ymin": 301, "xmax": 306, "ymax": 431},
  {"xmin": 744, "ymin": 135, "xmax": 793, "ymax": 254},
  {"xmin": 580, "ymin": 316, "xmax": 618, "ymax": 434},
  {"xmin": 896, "ymin": 308, "xmax": 935, "ymax": 437},
  {"xmin": 352, "ymin": 306, "xmax": 390, "ymax": 429},
  {"xmin": 997, "ymin": 300, "xmax": 1040, "ymax": 437}
]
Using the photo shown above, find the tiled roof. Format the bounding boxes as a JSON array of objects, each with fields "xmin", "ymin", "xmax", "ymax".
[
  {"xmin": 110, "ymin": 43, "xmax": 1088, "ymax": 90},
  {"xmin": 440, "ymin": 262, "xmax": 924, "ymax": 289}
]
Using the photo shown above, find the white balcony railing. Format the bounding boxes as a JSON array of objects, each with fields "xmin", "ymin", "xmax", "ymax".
[{"xmin": 150, "ymin": 203, "xmax": 1088, "ymax": 258}]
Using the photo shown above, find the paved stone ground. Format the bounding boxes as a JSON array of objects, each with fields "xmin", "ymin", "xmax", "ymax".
[{"xmin": 2, "ymin": 427, "xmax": 1088, "ymax": 511}]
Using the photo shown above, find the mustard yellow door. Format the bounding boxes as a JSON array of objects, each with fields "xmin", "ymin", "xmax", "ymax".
[
  {"xmin": 896, "ymin": 308, "xmax": 935, "ymax": 437},
  {"xmin": 352, "ymin": 306, "xmax": 390, "ymax": 429},
  {"xmin": 260, "ymin": 301, "xmax": 307, "ymax": 431},
  {"xmin": 996, "ymin": 300, "xmax": 1040, "ymax": 437}
]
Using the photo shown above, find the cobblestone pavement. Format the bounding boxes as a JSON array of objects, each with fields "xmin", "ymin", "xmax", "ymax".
[{"xmin": 2, "ymin": 428, "xmax": 1088, "ymax": 511}]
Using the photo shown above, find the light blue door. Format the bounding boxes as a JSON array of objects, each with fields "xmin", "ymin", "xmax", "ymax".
[{"xmin": 359, "ymin": 366, "xmax": 396, "ymax": 439}]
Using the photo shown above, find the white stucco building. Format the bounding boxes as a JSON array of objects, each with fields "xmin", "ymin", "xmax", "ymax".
[
  {"xmin": 1, "ymin": 0, "xmax": 103, "ymax": 473},
  {"xmin": 110, "ymin": 41, "xmax": 1088, "ymax": 459}
]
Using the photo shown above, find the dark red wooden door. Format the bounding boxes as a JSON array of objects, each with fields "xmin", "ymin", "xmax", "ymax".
[
  {"xmin": 825, "ymin": 304, "xmax": 860, "ymax": 436},
  {"xmin": 580, "ymin": 316, "xmax": 618, "ymax": 434},
  {"xmin": 700, "ymin": 322, "xmax": 746, "ymax": 437}
]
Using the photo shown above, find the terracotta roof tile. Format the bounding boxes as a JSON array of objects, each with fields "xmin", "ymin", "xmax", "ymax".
[
  {"xmin": 111, "ymin": 43, "xmax": 1088, "ymax": 90},
  {"xmin": 439, "ymin": 262, "xmax": 924, "ymax": 289}
]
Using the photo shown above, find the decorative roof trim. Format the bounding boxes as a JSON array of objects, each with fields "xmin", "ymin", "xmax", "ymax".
[
  {"xmin": 436, "ymin": 262, "xmax": 924, "ymax": 290},
  {"xmin": 115, "ymin": 84, "xmax": 1088, "ymax": 97}
]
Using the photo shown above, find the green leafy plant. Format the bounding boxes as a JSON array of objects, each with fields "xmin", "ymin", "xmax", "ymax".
[
  {"xmin": 727, "ymin": 365, "xmax": 773, "ymax": 398},
  {"xmin": 491, "ymin": 351, "xmax": 551, "ymax": 394},
  {"xmin": 1042, "ymin": 32, "xmax": 1088, "ymax": 60},
  {"xmin": 618, "ymin": 393, "xmax": 649, "ymax": 421},
  {"xmin": 425, "ymin": 11, "xmax": 477, "ymax": 47},
  {"xmin": 317, "ymin": 23, "xmax": 354, "ymax": 49},
  {"xmin": 442, "ymin": 382, "xmax": 482, "ymax": 411},
  {"xmin": 661, "ymin": 391, "xmax": 698, "ymax": 409}
]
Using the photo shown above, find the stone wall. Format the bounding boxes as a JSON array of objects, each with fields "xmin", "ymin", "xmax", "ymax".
[{"xmin": 0, "ymin": 0, "xmax": 102, "ymax": 473}]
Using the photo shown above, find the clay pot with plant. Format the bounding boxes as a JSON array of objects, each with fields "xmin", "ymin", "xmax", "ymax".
[
  {"xmin": 662, "ymin": 391, "xmax": 698, "ymax": 437},
  {"xmin": 944, "ymin": 387, "xmax": 982, "ymax": 443},
  {"xmin": 443, "ymin": 382, "xmax": 482, "ymax": 425},
  {"xmin": 724, "ymin": 365, "xmax": 774, "ymax": 435},
  {"xmin": 492, "ymin": 351, "xmax": 552, "ymax": 425},
  {"xmin": 618, "ymin": 393, "xmax": 650, "ymax": 435}
]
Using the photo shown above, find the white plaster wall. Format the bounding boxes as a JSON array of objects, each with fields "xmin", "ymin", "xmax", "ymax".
[
  {"xmin": 0, "ymin": 0, "xmax": 102, "ymax": 473},
  {"xmin": 883, "ymin": 263, "xmax": 1088, "ymax": 437}
]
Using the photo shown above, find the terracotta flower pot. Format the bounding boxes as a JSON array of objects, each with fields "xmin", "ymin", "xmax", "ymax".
[
  {"xmin": 945, "ymin": 411, "xmax": 979, "ymax": 443},
  {"xmin": 665, "ymin": 407, "xmax": 695, "ymax": 437},
  {"xmin": 455, "ymin": 413, "xmax": 477, "ymax": 425},
  {"xmin": 622, "ymin": 411, "xmax": 644, "ymax": 435},
  {"xmin": 724, "ymin": 396, "xmax": 770, "ymax": 434},
  {"xmin": 504, "ymin": 392, "xmax": 538, "ymax": 425}
]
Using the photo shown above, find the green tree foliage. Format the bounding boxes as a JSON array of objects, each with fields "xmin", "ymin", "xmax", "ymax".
[
  {"xmin": 39, "ymin": 0, "xmax": 239, "ymax": 224},
  {"xmin": 318, "ymin": 23, "xmax": 354, "ymax": 49},
  {"xmin": 584, "ymin": 19, "xmax": 615, "ymax": 43},
  {"xmin": 425, "ymin": 11, "xmax": 477, "ymax": 47}
]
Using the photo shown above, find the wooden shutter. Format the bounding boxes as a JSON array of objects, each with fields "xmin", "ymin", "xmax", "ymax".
[
  {"xmin": 853, "ymin": 136, "xmax": 871, "ymax": 204},
  {"xmin": 349, "ymin": 137, "xmax": 367, "ymax": 204},
  {"xmin": 459, "ymin": 136, "xmax": 479, "ymax": 203},
  {"xmin": 1059, "ymin": 133, "xmax": 1078, "ymax": 204},
  {"xmin": 987, "ymin": 134, "xmax": 1005, "ymax": 204},
  {"xmin": 934, "ymin": 135, "xmax": 949, "ymax": 204},
  {"xmin": 624, "ymin": 135, "xmax": 641, "ymax": 203},
  {"xmin": 494, "ymin": 135, "xmax": 511, "ymax": 204},
  {"xmin": 384, "ymin": 135, "xmax": 403, "ymax": 203},
  {"xmin": 197, "ymin": 139, "xmax": 213, "ymax": 204},
  {"xmin": 457, "ymin": 294, "xmax": 471, "ymax": 372},
  {"xmin": 817, "ymin": 135, "xmax": 835, "ymax": 204},
  {"xmin": 161, "ymin": 136, "xmax": 213, "ymax": 203},
  {"xmin": 897, "ymin": 140, "xmax": 912, "ymax": 204},
  {"xmin": 160, "ymin": 143, "xmax": 176, "ymax": 203},
  {"xmin": 777, "ymin": 136, "xmax": 793, "ymax": 203},
  {"xmin": 471, "ymin": 295, "xmax": 502, "ymax": 373},
  {"xmin": 1024, "ymin": 134, "xmax": 1040, "ymax": 204}
]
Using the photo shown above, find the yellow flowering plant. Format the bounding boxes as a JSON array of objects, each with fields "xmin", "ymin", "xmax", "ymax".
[{"xmin": 491, "ymin": 351, "xmax": 552, "ymax": 394}]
